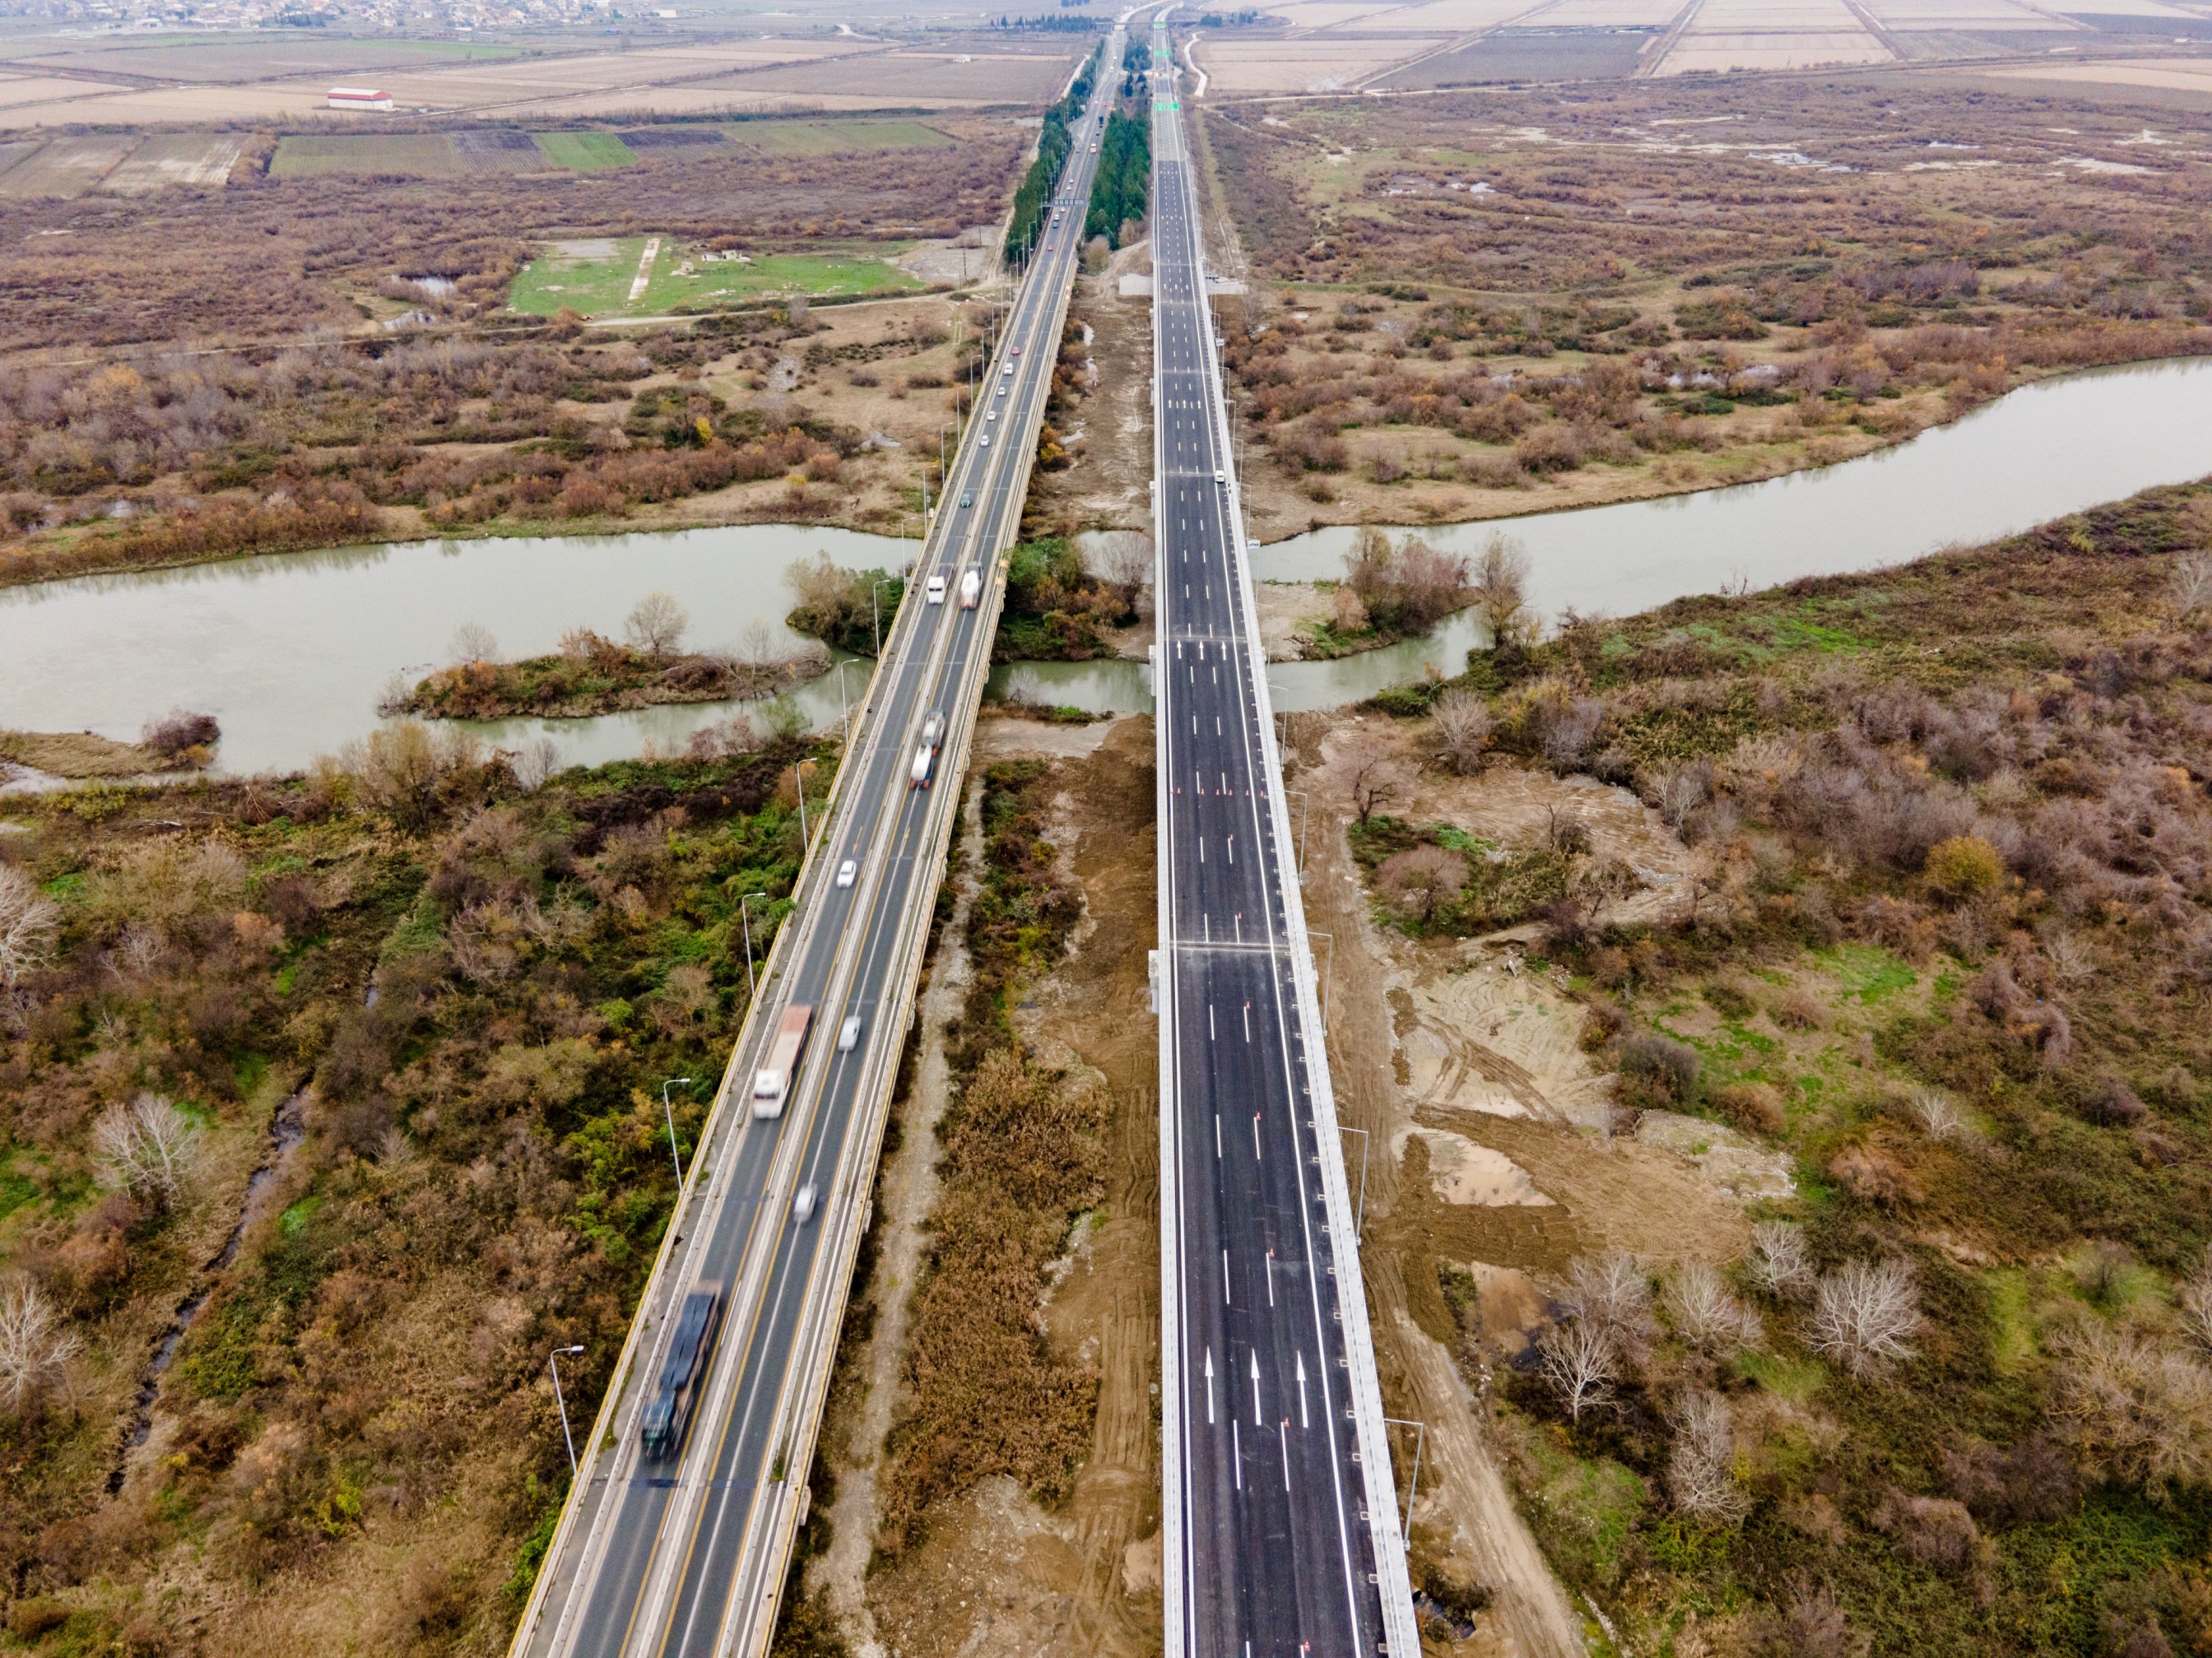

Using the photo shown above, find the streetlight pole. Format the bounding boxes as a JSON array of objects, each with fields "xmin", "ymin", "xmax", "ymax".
[
  {"xmin": 661, "ymin": 1076, "xmax": 694, "ymax": 1189},
  {"xmin": 835, "ymin": 657, "xmax": 862, "ymax": 737},
  {"xmin": 549, "ymin": 1345, "xmax": 584, "ymax": 1478},
  {"xmin": 1285, "ymin": 787, "xmax": 1309, "ymax": 879},
  {"xmin": 795, "ymin": 758, "xmax": 810, "ymax": 848},
  {"xmin": 1310, "ymin": 929, "xmax": 1334, "ymax": 1029},
  {"xmin": 873, "ymin": 575, "xmax": 897, "ymax": 657},
  {"xmin": 740, "ymin": 891, "xmax": 770, "ymax": 997}
]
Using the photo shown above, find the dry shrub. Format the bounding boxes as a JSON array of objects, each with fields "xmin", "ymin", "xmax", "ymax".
[
  {"xmin": 1377, "ymin": 845, "xmax": 1466, "ymax": 924},
  {"xmin": 1712, "ymin": 1081, "xmax": 1785, "ymax": 1136},
  {"xmin": 2081, "ymin": 1074, "xmax": 2148, "ymax": 1127},
  {"xmin": 2053, "ymin": 1324, "xmax": 2212, "ymax": 1497},
  {"xmin": 1828, "ymin": 1147, "xmax": 1922, "ymax": 1210},
  {"xmin": 1617, "ymin": 1032, "xmax": 1699, "ymax": 1112},
  {"xmin": 1557, "ymin": 1250, "xmax": 1658, "ymax": 1364},
  {"xmin": 1942, "ymin": 1435, "xmax": 2079, "ymax": 1526},
  {"xmin": 1772, "ymin": 987, "xmax": 1823, "ymax": 1030},
  {"xmin": 880, "ymin": 1045, "xmax": 1106, "ymax": 1555},
  {"xmin": 1874, "ymin": 1489, "xmax": 1983, "ymax": 1575}
]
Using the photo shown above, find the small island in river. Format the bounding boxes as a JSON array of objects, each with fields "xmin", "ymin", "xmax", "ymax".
[{"xmin": 384, "ymin": 593, "xmax": 829, "ymax": 722}]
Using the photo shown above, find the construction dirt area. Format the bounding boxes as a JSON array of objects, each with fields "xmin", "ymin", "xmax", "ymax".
[{"xmin": 796, "ymin": 683, "xmax": 1809, "ymax": 1656}]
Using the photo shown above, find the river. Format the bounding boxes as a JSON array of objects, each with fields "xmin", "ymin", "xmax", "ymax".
[{"xmin": 4, "ymin": 356, "xmax": 2211, "ymax": 773}]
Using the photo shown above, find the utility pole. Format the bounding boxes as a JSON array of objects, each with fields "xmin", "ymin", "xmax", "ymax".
[
  {"xmin": 549, "ymin": 1346, "xmax": 585, "ymax": 1477},
  {"xmin": 660, "ymin": 1076, "xmax": 694, "ymax": 1188},
  {"xmin": 740, "ymin": 891, "xmax": 770, "ymax": 997}
]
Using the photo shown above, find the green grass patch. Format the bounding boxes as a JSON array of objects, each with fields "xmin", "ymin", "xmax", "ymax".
[
  {"xmin": 724, "ymin": 117, "xmax": 954, "ymax": 155},
  {"xmin": 509, "ymin": 236, "xmax": 921, "ymax": 319},
  {"xmin": 1735, "ymin": 1347, "xmax": 1827, "ymax": 1404},
  {"xmin": 1815, "ymin": 941, "xmax": 1919, "ymax": 1005},
  {"xmin": 1985, "ymin": 1267, "xmax": 2038, "ymax": 1377},
  {"xmin": 533, "ymin": 130, "xmax": 636, "ymax": 170}
]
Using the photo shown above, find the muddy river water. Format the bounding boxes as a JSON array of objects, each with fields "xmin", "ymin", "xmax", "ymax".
[{"xmin": 4, "ymin": 356, "xmax": 2212, "ymax": 775}]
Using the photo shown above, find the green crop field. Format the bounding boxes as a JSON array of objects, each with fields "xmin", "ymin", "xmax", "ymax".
[
  {"xmin": 532, "ymin": 131, "xmax": 637, "ymax": 171},
  {"xmin": 510, "ymin": 236, "xmax": 923, "ymax": 319},
  {"xmin": 723, "ymin": 118, "xmax": 955, "ymax": 156}
]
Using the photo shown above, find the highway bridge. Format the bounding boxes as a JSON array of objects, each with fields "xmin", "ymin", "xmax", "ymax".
[
  {"xmin": 505, "ymin": 37, "xmax": 1122, "ymax": 1658},
  {"xmin": 1147, "ymin": 15, "xmax": 1422, "ymax": 1656}
]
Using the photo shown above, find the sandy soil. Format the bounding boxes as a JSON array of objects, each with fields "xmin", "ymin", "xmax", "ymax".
[{"xmin": 825, "ymin": 717, "xmax": 1164, "ymax": 1658}]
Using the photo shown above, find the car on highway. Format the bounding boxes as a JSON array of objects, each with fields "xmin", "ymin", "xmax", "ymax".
[
  {"xmin": 979, "ymin": 434, "xmax": 989, "ymax": 448},
  {"xmin": 986, "ymin": 409, "xmax": 997, "ymax": 422},
  {"xmin": 959, "ymin": 569, "xmax": 982, "ymax": 609},
  {"xmin": 792, "ymin": 1181, "xmax": 817, "ymax": 1224},
  {"xmin": 960, "ymin": 491, "xmax": 973, "ymax": 508},
  {"xmin": 923, "ymin": 568, "xmax": 948, "ymax": 604},
  {"xmin": 909, "ymin": 743, "xmax": 936, "ymax": 788},
  {"xmin": 838, "ymin": 1013, "xmax": 862, "ymax": 1051},
  {"xmin": 1011, "ymin": 345, "xmax": 1020, "ymax": 356},
  {"xmin": 920, "ymin": 709, "xmax": 946, "ymax": 748},
  {"xmin": 639, "ymin": 1282, "xmax": 724, "ymax": 1459},
  {"xmin": 997, "ymin": 383, "xmax": 1006, "ymax": 397},
  {"xmin": 1215, "ymin": 470, "xmax": 1225, "ymax": 483},
  {"xmin": 835, "ymin": 858, "xmax": 857, "ymax": 889},
  {"xmin": 752, "ymin": 1003, "xmax": 814, "ymax": 1117}
]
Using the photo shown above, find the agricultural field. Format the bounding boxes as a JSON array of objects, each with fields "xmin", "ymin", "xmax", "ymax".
[
  {"xmin": 268, "ymin": 132, "xmax": 553, "ymax": 180},
  {"xmin": 510, "ymin": 235, "xmax": 923, "ymax": 318},
  {"xmin": 0, "ymin": 32, "xmax": 522, "ymax": 84},
  {"xmin": 0, "ymin": 132, "xmax": 137, "ymax": 198},
  {"xmin": 724, "ymin": 116, "xmax": 956, "ymax": 155},
  {"xmin": 99, "ymin": 133, "xmax": 245, "ymax": 195},
  {"xmin": 531, "ymin": 129, "xmax": 636, "ymax": 171}
]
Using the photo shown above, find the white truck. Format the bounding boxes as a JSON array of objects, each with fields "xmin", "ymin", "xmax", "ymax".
[
  {"xmin": 752, "ymin": 1002, "xmax": 814, "ymax": 1117},
  {"xmin": 959, "ymin": 569, "xmax": 983, "ymax": 610}
]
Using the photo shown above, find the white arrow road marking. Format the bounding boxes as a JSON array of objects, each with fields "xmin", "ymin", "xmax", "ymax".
[
  {"xmin": 1296, "ymin": 1351, "xmax": 1309, "ymax": 1428},
  {"xmin": 1250, "ymin": 1349, "xmax": 1262, "ymax": 1426},
  {"xmin": 1206, "ymin": 1346, "xmax": 1215, "ymax": 1424}
]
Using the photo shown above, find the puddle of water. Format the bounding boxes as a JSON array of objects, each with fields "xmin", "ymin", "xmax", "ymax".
[{"xmin": 0, "ymin": 522, "xmax": 912, "ymax": 777}]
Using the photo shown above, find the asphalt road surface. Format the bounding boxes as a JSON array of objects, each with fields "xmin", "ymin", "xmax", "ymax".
[
  {"xmin": 508, "ymin": 40, "xmax": 1122, "ymax": 1658},
  {"xmin": 1149, "ymin": 18, "xmax": 1420, "ymax": 1658}
]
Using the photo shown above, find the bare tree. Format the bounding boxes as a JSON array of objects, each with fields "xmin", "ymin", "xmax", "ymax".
[
  {"xmin": 1559, "ymin": 1250, "xmax": 1658, "ymax": 1363},
  {"xmin": 0, "ymin": 1276, "xmax": 77, "ymax": 1414},
  {"xmin": 1663, "ymin": 1259, "xmax": 1764, "ymax": 1356},
  {"xmin": 91, "ymin": 1093, "xmax": 200, "ymax": 1205},
  {"xmin": 1377, "ymin": 846, "xmax": 1466, "ymax": 924},
  {"xmin": 1808, "ymin": 1258, "xmax": 1924, "ymax": 1378},
  {"xmin": 1537, "ymin": 1316, "xmax": 1618, "ymax": 1423},
  {"xmin": 2055, "ymin": 1323, "xmax": 2212, "ymax": 1494},
  {"xmin": 1770, "ymin": 1579, "xmax": 1856, "ymax": 1658},
  {"xmin": 1340, "ymin": 736, "xmax": 1411, "ymax": 825},
  {"xmin": 1909, "ymin": 1086, "xmax": 1977, "ymax": 1147},
  {"xmin": 509, "ymin": 737, "xmax": 563, "ymax": 792},
  {"xmin": 1090, "ymin": 529, "xmax": 1154, "ymax": 597},
  {"xmin": 448, "ymin": 621, "xmax": 500, "ymax": 665},
  {"xmin": 2044, "ymin": 931, "xmax": 2098, "ymax": 985},
  {"xmin": 1669, "ymin": 1390, "xmax": 1748, "ymax": 1522},
  {"xmin": 1654, "ymin": 767, "xmax": 1709, "ymax": 833},
  {"xmin": 2170, "ymin": 550, "xmax": 2212, "ymax": 620},
  {"xmin": 1748, "ymin": 1221, "xmax": 1815, "ymax": 1302},
  {"xmin": 624, "ymin": 591, "xmax": 690, "ymax": 657},
  {"xmin": 1429, "ymin": 688, "xmax": 1492, "ymax": 775},
  {"xmin": 1473, "ymin": 532, "xmax": 1533, "ymax": 648},
  {"xmin": 0, "ymin": 864, "xmax": 59, "ymax": 988}
]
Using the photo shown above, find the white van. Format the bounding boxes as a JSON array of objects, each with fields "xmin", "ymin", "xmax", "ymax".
[
  {"xmin": 924, "ymin": 569, "xmax": 947, "ymax": 604},
  {"xmin": 959, "ymin": 569, "xmax": 982, "ymax": 610}
]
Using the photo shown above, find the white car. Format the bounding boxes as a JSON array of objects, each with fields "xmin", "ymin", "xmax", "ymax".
[
  {"xmin": 835, "ymin": 858, "xmax": 857, "ymax": 889},
  {"xmin": 980, "ymin": 434, "xmax": 990, "ymax": 448},
  {"xmin": 839, "ymin": 1014, "xmax": 862, "ymax": 1051},
  {"xmin": 924, "ymin": 571, "xmax": 947, "ymax": 604},
  {"xmin": 792, "ymin": 1182, "xmax": 817, "ymax": 1224},
  {"xmin": 1215, "ymin": 470, "xmax": 1225, "ymax": 484},
  {"xmin": 997, "ymin": 384, "xmax": 1007, "ymax": 397},
  {"xmin": 987, "ymin": 409, "xmax": 997, "ymax": 422}
]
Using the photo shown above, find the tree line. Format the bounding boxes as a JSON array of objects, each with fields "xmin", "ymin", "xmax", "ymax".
[
  {"xmin": 1001, "ymin": 42, "xmax": 1101, "ymax": 266},
  {"xmin": 1084, "ymin": 110, "xmax": 1150, "ymax": 251}
]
